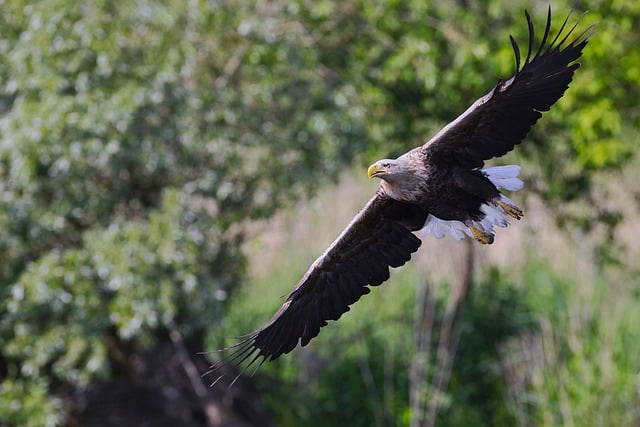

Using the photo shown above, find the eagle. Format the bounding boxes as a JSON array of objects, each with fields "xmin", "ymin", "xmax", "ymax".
[{"xmin": 210, "ymin": 8, "xmax": 593, "ymax": 381}]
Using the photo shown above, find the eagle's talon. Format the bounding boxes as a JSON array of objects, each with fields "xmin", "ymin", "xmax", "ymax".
[
  {"xmin": 497, "ymin": 200, "xmax": 524, "ymax": 220},
  {"xmin": 470, "ymin": 226, "xmax": 495, "ymax": 244}
]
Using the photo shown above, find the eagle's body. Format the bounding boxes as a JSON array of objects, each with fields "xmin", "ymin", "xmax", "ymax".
[
  {"xmin": 211, "ymin": 8, "xmax": 593, "ymax": 380},
  {"xmin": 369, "ymin": 148, "xmax": 523, "ymax": 244}
]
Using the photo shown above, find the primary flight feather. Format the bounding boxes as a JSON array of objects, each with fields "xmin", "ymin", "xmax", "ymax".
[{"xmin": 210, "ymin": 8, "xmax": 593, "ymax": 381}]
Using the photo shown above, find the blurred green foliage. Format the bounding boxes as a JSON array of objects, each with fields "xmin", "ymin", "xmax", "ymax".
[
  {"xmin": 1, "ymin": 0, "xmax": 639, "ymax": 425},
  {"xmin": 1, "ymin": 0, "xmax": 366, "ymax": 423}
]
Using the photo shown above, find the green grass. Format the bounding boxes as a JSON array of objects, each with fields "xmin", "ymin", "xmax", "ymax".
[{"xmin": 507, "ymin": 258, "xmax": 640, "ymax": 426}]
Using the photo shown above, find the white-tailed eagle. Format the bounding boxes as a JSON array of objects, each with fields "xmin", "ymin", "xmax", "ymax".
[{"xmin": 210, "ymin": 8, "xmax": 593, "ymax": 382}]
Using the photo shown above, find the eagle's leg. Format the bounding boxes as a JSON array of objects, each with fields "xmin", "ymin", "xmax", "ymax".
[
  {"xmin": 496, "ymin": 199, "xmax": 523, "ymax": 220},
  {"xmin": 469, "ymin": 225, "xmax": 494, "ymax": 244}
]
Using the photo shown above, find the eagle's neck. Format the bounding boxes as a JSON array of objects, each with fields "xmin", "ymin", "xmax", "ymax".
[
  {"xmin": 379, "ymin": 175, "xmax": 428, "ymax": 203},
  {"xmin": 377, "ymin": 150, "xmax": 430, "ymax": 203}
]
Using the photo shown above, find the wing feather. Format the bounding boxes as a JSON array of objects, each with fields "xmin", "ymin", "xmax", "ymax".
[
  {"xmin": 421, "ymin": 7, "xmax": 593, "ymax": 168},
  {"xmin": 211, "ymin": 194, "xmax": 427, "ymax": 372}
]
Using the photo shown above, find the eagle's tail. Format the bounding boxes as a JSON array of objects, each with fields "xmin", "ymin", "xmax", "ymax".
[{"xmin": 419, "ymin": 165, "xmax": 524, "ymax": 244}]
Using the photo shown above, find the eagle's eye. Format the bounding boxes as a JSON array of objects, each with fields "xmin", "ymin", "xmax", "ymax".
[{"xmin": 383, "ymin": 162, "xmax": 390, "ymax": 168}]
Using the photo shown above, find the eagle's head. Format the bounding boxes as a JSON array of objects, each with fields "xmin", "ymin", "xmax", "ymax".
[
  {"xmin": 367, "ymin": 158, "xmax": 406, "ymax": 181},
  {"xmin": 367, "ymin": 156, "xmax": 414, "ymax": 183},
  {"xmin": 367, "ymin": 155, "xmax": 426, "ymax": 202}
]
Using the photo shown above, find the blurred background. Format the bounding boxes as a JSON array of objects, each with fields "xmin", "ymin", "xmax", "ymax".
[{"xmin": 1, "ymin": 0, "xmax": 639, "ymax": 426}]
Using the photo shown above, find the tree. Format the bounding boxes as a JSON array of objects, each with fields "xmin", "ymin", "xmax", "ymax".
[{"xmin": 0, "ymin": 0, "xmax": 367, "ymax": 424}]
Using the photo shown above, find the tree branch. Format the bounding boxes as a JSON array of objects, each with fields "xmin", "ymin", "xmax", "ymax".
[
  {"xmin": 425, "ymin": 239, "xmax": 475, "ymax": 426},
  {"xmin": 169, "ymin": 329, "xmax": 223, "ymax": 427}
]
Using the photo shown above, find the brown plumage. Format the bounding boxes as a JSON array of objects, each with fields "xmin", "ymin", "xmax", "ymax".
[{"xmin": 209, "ymin": 8, "xmax": 593, "ymax": 383}]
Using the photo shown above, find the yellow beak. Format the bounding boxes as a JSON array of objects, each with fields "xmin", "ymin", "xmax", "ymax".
[{"xmin": 367, "ymin": 163, "xmax": 384, "ymax": 179}]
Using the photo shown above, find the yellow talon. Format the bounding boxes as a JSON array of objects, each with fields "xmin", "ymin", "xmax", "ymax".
[
  {"xmin": 470, "ymin": 226, "xmax": 494, "ymax": 244},
  {"xmin": 497, "ymin": 200, "xmax": 524, "ymax": 220}
]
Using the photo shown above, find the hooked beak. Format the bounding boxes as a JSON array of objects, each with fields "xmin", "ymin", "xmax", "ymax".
[{"xmin": 367, "ymin": 163, "xmax": 386, "ymax": 179}]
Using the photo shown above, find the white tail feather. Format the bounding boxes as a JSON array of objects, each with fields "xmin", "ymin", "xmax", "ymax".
[
  {"xmin": 483, "ymin": 165, "xmax": 524, "ymax": 191},
  {"xmin": 419, "ymin": 215, "xmax": 470, "ymax": 240},
  {"xmin": 419, "ymin": 165, "xmax": 523, "ymax": 241}
]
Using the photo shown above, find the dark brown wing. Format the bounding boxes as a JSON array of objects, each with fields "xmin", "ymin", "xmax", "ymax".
[
  {"xmin": 211, "ymin": 194, "xmax": 427, "ymax": 381},
  {"xmin": 422, "ymin": 8, "xmax": 594, "ymax": 168}
]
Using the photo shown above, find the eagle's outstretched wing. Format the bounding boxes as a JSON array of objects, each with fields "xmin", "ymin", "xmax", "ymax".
[
  {"xmin": 422, "ymin": 8, "xmax": 594, "ymax": 168},
  {"xmin": 209, "ymin": 195, "xmax": 427, "ymax": 382}
]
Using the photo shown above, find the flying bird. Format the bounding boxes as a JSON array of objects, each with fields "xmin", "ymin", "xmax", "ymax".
[{"xmin": 210, "ymin": 8, "xmax": 593, "ymax": 381}]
